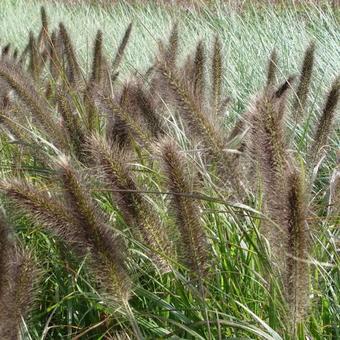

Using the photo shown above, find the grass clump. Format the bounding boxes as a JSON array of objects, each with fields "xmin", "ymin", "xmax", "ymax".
[{"xmin": 0, "ymin": 2, "xmax": 338, "ymax": 339}]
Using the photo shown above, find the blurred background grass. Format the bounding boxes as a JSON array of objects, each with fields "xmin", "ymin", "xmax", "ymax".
[{"xmin": 0, "ymin": 0, "xmax": 339, "ymax": 116}]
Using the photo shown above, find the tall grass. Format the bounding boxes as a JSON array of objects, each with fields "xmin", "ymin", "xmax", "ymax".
[{"xmin": 0, "ymin": 1, "xmax": 338, "ymax": 339}]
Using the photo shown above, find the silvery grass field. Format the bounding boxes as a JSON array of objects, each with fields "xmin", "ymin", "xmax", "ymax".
[{"xmin": 0, "ymin": 0, "xmax": 339, "ymax": 339}]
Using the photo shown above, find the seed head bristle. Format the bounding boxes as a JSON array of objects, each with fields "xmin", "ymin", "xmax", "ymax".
[
  {"xmin": 88, "ymin": 135, "xmax": 173, "ymax": 272},
  {"xmin": 157, "ymin": 62, "xmax": 244, "ymax": 195},
  {"xmin": 56, "ymin": 90, "xmax": 86, "ymax": 160},
  {"xmin": 121, "ymin": 82, "xmax": 163, "ymax": 138},
  {"xmin": 28, "ymin": 31, "xmax": 41, "ymax": 80},
  {"xmin": 164, "ymin": 23, "xmax": 179, "ymax": 69},
  {"xmin": 293, "ymin": 42, "xmax": 315, "ymax": 121},
  {"xmin": 217, "ymin": 95, "xmax": 231, "ymax": 116},
  {"xmin": 0, "ymin": 178, "xmax": 78, "ymax": 239},
  {"xmin": 1, "ymin": 44, "xmax": 11, "ymax": 58},
  {"xmin": 249, "ymin": 88, "xmax": 290, "ymax": 269},
  {"xmin": 160, "ymin": 138, "xmax": 210, "ymax": 280},
  {"xmin": 0, "ymin": 61, "xmax": 67, "ymax": 150},
  {"xmin": 56, "ymin": 156, "xmax": 131, "ymax": 302},
  {"xmin": 192, "ymin": 40, "xmax": 206, "ymax": 109},
  {"xmin": 309, "ymin": 76, "xmax": 339, "ymax": 165},
  {"xmin": 48, "ymin": 29, "xmax": 63, "ymax": 81},
  {"xmin": 212, "ymin": 35, "xmax": 223, "ymax": 113},
  {"xmin": 286, "ymin": 168, "xmax": 310, "ymax": 326},
  {"xmin": 91, "ymin": 30, "xmax": 104, "ymax": 84},
  {"xmin": 275, "ymin": 75, "xmax": 296, "ymax": 121},
  {"xmin": 0, "ymin": 211, "xmax": 38, "ymax": 339},
  {"xmin": 266, "ymin": 49, "xmax": 278, "ymax": 88},
  {"xmin": 112, "ymin": 23, "xmax": 132, "ymax": 72},
  {"xmin": 12, "ymin": 48, "xmax": 18, "ymax": 61},
  {"xmin": 103, "ymin": 91, "xmax": 153, "ymax": 150},
  {"xmin": 37, "ymin": 6, "xmax": 49, "ymax": 51},
  {"xmin": 59, "ymin": 22, "xmax": 82, "ymax": 86}
]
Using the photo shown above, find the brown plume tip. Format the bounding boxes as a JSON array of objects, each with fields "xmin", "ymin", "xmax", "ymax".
[
  {"xmin": 266, "ymin": 49, "xmax": 278, "ymax": 87},
  {"xmin": 1, "ymin": 43, "xmax": 11, "ymax": 57},
  {"xmin": 112, "ymin": 23, "xmax": 133, "ymax": 72},
  {"xmin": 40, "ymin": 6, "xmax": 48, "ymax": 30},
  {"xmin": 309, "ymin": 76, "xmax": 339, "ymax": 163},
  {"xmin": 293, "ymin": 42, "xmax": 316, "ymax": 119}
]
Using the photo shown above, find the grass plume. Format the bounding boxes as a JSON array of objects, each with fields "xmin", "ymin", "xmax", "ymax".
[
  {"xmin": 248, "ymin": 87, "xmax": 290, "ymax": 269},
  {"xmin": 112, "ymin": 23, "xmax": 132, "ymax": 73},
  {"xmin": 266, "ymin": 49, "xmax": 278, "ymax": 88},
  {"xmin": 56, "ymin": 90, "xmax": 86, "ymax": 160},
  {"xmin": 160, "ymin": 138, "xmax": 209, "ymax": 280},
  {"xmin": 212, "ymin": 36, "xmax": 223, "ymax": 114},
  {"xmin": 286, "ymin": 168, "xmax": 310, "ymax": 327},
  {"xmin": 56, "ymin": 156, "xmax": 131, "ymax": 302},
  {"xmin": 309, "ymin": 77, "xmax": 340, "ymax": 165},
  {"xmin": 164, "ymin": 23, "xmax": 179, "ymax": 69},
  {"xmin": 192, "ymin": 40, "xmax": 206, "ymax": 109},
  {"xmin": 88, "ymin": 135, "xmax": 173, "ymax": 272},
  {"xmin": 59, "ymin": 22, "xmax": 82, "ymax": 86},
  {"xmin": 0, "ymin": 210, "xmax": 37, "ymax": 340},
  {"xmin": 0, "ymin": 61, "xmax": 67, "ymax": 150},
  {"xmin": 293, "ymin": 42, "xmax": 315, "ymax": 121}
]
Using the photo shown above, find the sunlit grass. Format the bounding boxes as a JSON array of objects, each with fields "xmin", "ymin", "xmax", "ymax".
[{"xmin": 0, "ymin": 1, "xmax": 338, "ymax": 339}]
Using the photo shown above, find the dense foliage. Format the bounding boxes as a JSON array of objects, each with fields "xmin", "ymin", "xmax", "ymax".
[{"xmin": 0, "ymin": 2, "xmax": 338, "ymax": 339}]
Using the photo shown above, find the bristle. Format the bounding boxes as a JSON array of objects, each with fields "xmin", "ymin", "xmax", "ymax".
[
  {"xmin": 136, "ymin": 86, "xmax": 163, "ymax": 137},
  {"xmin": 157, "ymin": 62, "xmax": 224, "ymax": 152},
  {"xmin": 37, "ymin": 6, "xmax": 49, "ymax": 51},
  {"xmin": 0, "ymin": 249, "xmax": 37, "ymax": 339},
  {"xmin": 0, "ymin": 209, "xmax": 14, "ymax": 299},
  {"xmin": 112, "ymin": 23, "xmax": 132, "ymax": 72},
  {"xmin": 286, "ymin": 168, "xmax": 310, "ymax": 326},
  {"xmin": 83, "ymin": 81, "xmax": 100, "ymax": 134},
  {"xmin": 121, "ymin": 82, "xmax": 163, "ymax": 138},
  {"xmin": 157, "ymin": 62, "xmax": 243, "ymax": 195},
  {"xmin": 0, "ymin": 211, "xmax": 37, "ymax": 340},
  {"xmin": 56, "ymin": 156, "xmax": 131, "ymax": 302},
  {"xmin": 275, "ymin": 75, "xmax": 296, "ymax": 121},
  {"xmin": 56, "ymin": 90, "xmax": 86, "ymax": 160},
  {"xmin": 88, "ymin": 134, "xmax": 138, "ymax": 224},
  {"xmin": 1, "ymin": 43, "xmax": 11, "ymax": 58},
  {"xmin": 212, "ymin": 35, "xmax": 223, "ymax": 113},
  {"xmin": 192, "ymin": 41, "xmax": 206, "ymax": 108},
  {"xmin": 249, "ymin": 88, "xmax": 290, "ymax": 269},
  {"xmin": 0, "ymin": 178, "xmax": 78, "ymax": 238},
  {"xmin": 19, "ymin": 41, "xmax": 30, "ymax": 65},
  {"xmin": 293, "ymin": 42, "xmax": 315, "ymax": 120},
  {"xmin": 91, "ymin": 30, "xmax": 103, "ymax": 84},
  {"xmin": 41, "ymin": 6, "xmax": 48, "ymax": 31},
  {"xmin": 160, "ymin": 138, "xmax": 209, "ymax": 280},
  {"xmin": 181, "ymin": 53, "xmax": 193, "ymax": 84},
  {"xmin": 88, "ymin": 135, "xmax": 173, "ymax": 272},
  {"xmin": 59, "ymin": 22, "xmax": 81, "ymax": 86},
  {"xmin": 28, "ymin": 31, "xmax": 40, "ymax": 80},
  {"xmin": 227, "ymin": 118, "xmax": 244, "ymax": 143},
  {"xmin": 0, "ymin": 61, "xmax": 67, "ymax": 150},
  {"xmin": 48, "ymin": 30, "xmax": 63, "ymax": 81},
  {"xmin": 309, "ymin": 77, "xmax": 339, "ymax": 164},
  {"xmin": 164, "ymin": 23, "xmax": 179, "ymax": 69},
  {"xmin": 266, "ymin": 49, "xmax": 278, "ymax": 87},
  {"xmin": 104, "ymin": 92, "xmax": 153, "ymax": 150}
]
